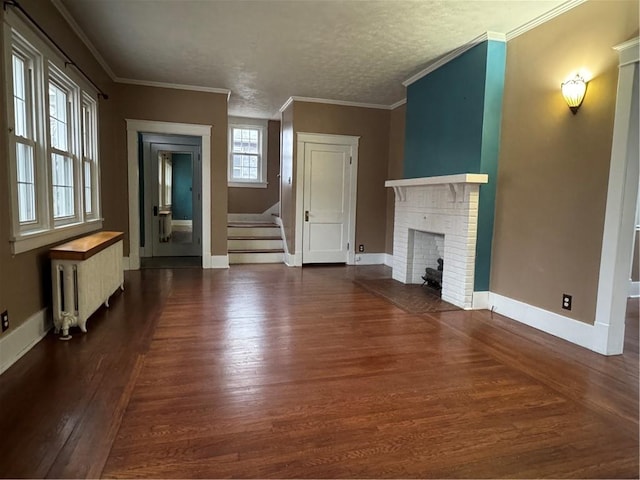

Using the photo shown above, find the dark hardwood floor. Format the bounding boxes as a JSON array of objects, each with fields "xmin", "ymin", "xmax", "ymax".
[{"xmin": 0, "ymin": 265, "xmax": 637, "ymax": 478}]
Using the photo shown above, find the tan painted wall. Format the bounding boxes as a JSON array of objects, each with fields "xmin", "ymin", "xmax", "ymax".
[
  {"xmin": 280, "ymin": 104, "xmax": 295, "ymax": 254},
  {"xmin": 0, "ymin": 1, "xmax": 114, "ymax": 336},
  {"xmin": 491, "ymin": 0, "xmax": 639, "ymax": 324},
  {"xmin": 386, "ymin": 104, "xmax": 406, "ymax": 255},
  {"xmin": 112, "ymin": 83, "xmax": 229, "ymax": 256},
  {"xmin": 228, "ymin": 120, "xmax": 281, "ymax": 214},
  {"xmin": 293, "ymin": 102, "xmax": 390, "ymax": 254}
]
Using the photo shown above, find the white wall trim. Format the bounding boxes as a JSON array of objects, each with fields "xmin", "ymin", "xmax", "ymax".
[
  {"xmin": 290, "ymin": 96, "xmax": 390, "ymax": 110},
  {"xmin": 489, "ymin": 293, "xmax": 607, "ymax": 355},
  {"xmin": 122, "ymin": 256, "xmax": 131, "ymax": 271},
  {"xmin": 354, "ymin": 253, "xmax": 387, "ymax": 265},
  {"xmin": 50, "ymin": 0, "xmax": 118, "ymax": 81},
  {"xmin": 204, "ymin": 255, "xmax": 229, "ymax": 269},
  {"xmin": 472, "ymin": 291, "xmax": 490, "ymax": 310},
  {"xmin": 279, "ymin": 96, "xmax": 295, "ymax": 113},
  {"xmin": 593, "ymin": 38, "xmax": 639, "ymax": 355},
  {"xmin": 126, "ymin": 119, "xmax": 212, "ymax": 270},
  {"xmin": 389, "ymin": 98, "xmax": 407, "ymax": 110},
  {"xmin": 629, "ymin": 280, "xmax": 640, "ymax": 298},
  {"xmin": 506, "ymin": 0, "xmax": 588, "ymax": 41},
  {"xmin": 283, "ymin": 252, "xmax": 297, "ymax": 267},
  {"xmin": 118, "ymin": 78, "xmax": 231, "ymax": 99},
  {"xmin": 0, "ymin": 308, "xmax": 50, "ymax": 375},
  {"xmin": 403, "ymin": 31, "xmax": 506, "ymax": 87},
  {"xmin": 384, "ymin": 253, "xmax": 394, "ymax": 267},
  {"xmin": 278, "ymin": 96, "xmax": 407, "ymax": 114},
  {"xmin": 295, "ymin": 132, "xmax": 360, "ymax": 267}
]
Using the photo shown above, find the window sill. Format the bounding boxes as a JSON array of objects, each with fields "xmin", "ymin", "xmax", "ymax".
[
  {"xmin": 11, "ymin": 219, "xmax": 104, "ymax": 255},
  {"xmin": 228, "ymin": 181, "xmax": 268, "ymax": 189}
]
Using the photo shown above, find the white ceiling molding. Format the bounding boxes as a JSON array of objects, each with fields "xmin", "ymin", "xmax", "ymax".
[
  {"xmin": 613, "ymin": 37, "xmax": 640, "ymax": 67},
  {"xmin": 506, "ymin": 0, "xmax": 588, "ymax": 41},
  {"xmin": 279, "ymin": 96, "xmax": 295, "ymax": 113},
  {"xmin": 403, "ymin": 31, "xmax": 506, "ymax": 88},
  {"xmin": 279, "ymin": 95, "xmax": 409, "ymax": 114},
  {"xmin": 389, "ymin": 98, "xmax": 407, "ymax": 110},
  {"xmin": 115, "ymin": 78, "xmax": 231, "ymax": 99},
  {"xmin": 289, "ymin": 96, "xmax": 392, "ymax": 110},
  {"xmin": 51, "ymin": 0, "xmax": 117, "ymax": 81}
]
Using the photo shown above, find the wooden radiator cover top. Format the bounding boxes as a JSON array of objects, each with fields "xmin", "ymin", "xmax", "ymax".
[{"xmin": 50, "ymin": 231, "xmax": 124, "ymax": 261}]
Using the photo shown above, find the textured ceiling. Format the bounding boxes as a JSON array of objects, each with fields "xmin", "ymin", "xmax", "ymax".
[{"xmin": 59, "ymin": 0, "xmax": 569, "ymax": 119}]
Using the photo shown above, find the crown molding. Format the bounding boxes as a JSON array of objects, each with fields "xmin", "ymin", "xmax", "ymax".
[
  {"xmin": 613, "ymin": 37, "xmax": 639, "ymax": 66},
  {"xmin": 116, "ymin": 78, "xmax": 231, "ymax": 98},
  {"xmin": 279, "ymin": 96, "xmax": 295, "ymax": 113},
  {"xmin": 289, "ymin": 95, "xmax": 391, "ymax": 110},
  {"xmin": 50, "ymin": 0, "xmax": 117, "ymax": 81},
  {"xmin": 403, "ymin": 31, "xmax": 506, "ymax": 87},
  {"xmin": 506, "ymin": 0, "xmax": 588, "ymax": 40},
  {"xmin": 389, "ymin": 98, "xmax": 407, "ymax": 110}
]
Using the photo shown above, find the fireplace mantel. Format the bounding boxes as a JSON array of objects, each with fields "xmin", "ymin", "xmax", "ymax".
[{"xmin": 385, "ymin": 173, "xmax": 488, "ymax": 203}]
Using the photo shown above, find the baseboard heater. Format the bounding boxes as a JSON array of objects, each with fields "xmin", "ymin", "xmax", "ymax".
[{"xmin": 50, "ymin": 231, "xmax": 125, "ymax": 339}]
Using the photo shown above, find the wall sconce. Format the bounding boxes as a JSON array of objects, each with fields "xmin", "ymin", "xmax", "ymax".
[{"xmin": 561, "ymin": 74, "xmax": 587, "ymax": 114}]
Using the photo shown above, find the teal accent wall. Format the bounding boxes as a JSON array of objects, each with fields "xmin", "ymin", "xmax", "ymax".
[
  {"xmin": 403, "ymin": 40, "xmax": 506, "ymax": 291},
  {"xmin": 171, "ymin": 153, "xmax": 193, "ymax": 221}
]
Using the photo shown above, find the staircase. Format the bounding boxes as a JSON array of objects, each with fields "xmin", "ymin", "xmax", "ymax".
[{"xmin": 227, "ymin": 221, "xmax": 285, "ymax": 264}]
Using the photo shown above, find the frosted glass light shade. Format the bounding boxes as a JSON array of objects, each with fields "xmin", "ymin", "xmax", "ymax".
[{"xmin": 561, "ymin": 75, "xmax": 587, "ymax": 114}]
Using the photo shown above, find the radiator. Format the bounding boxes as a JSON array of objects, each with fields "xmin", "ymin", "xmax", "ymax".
[
  {"xmin": 50, "ymin": 231, "xmax": 124, "ymax": 339},
  {"xmin": 159, "ymin": 210, "xmax": 172, "ymax": 242}
]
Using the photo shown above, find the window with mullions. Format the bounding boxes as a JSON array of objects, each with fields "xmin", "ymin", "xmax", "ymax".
[
  {"xmin": 4, "ymin": 12, "xmax": 102, "ymax": 254},
  {"xmin": 48, "ymin": 75, "xmax": 76, "ymax": 221},
  {"xmin": 228, "ymin": 118, "xmax": 267, "ymax": 188}
]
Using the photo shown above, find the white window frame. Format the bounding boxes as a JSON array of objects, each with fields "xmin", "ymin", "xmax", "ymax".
[
  {"xmin": 228, "ymin": 117, "xmax": 268, "ymax": 188},
  {"xmin": 3, "ymin": 11, "xmax": 102, "ymax": 254}
]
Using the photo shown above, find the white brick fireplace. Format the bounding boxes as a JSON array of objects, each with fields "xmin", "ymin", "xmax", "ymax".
[{"xmin": 385, "ymin": 174, "xmax": 488, "ymax": 309}]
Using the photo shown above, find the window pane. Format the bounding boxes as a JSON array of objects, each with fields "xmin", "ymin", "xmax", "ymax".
[
  {"xmin": 49, "ymin": 83, "xmax": 68, "ymax": 151},
  {"xmin": 52, "ymin": 153, "xmax": 74, "ymax": 218},
  {"xmin": 16, "ymin": 143, "xmax": 36, "ymax": 223},
  {"xmin": 84, "ymin": 161, "xmax": 92, "ymax": 214},
  {"xmin": 12, "ymin": 55, "xmax": 28, "ymax": 138},
  {"xmin": 231, "ymin": 128, "xmax": 259, "ymax": 154}
]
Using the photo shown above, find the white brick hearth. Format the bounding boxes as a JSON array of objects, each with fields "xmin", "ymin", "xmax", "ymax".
[{"xmin": 386, "ymin": 174, "xmax": 488, "ymax": 309}]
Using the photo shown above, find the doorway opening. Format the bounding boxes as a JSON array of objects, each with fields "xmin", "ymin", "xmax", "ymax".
[{"xmin": 139, "ymin": 133, "xmax": 202, "ymax": 265}]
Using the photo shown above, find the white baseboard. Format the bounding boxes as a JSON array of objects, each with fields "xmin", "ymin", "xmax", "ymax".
[
  {"xmin": 488, "ymin": 292, "xmax": 607, "ymax": 354},
  {"xmin": 203, "ymin": 254, "xmax": 229, "ymax": 269},
  {"xmin": 262, "ymin": 202, "xmax": 280, "ymax": 217},
  {"xmin": 0, "ymin": 308, "xmax": 51, "ymax": 375},
  {"xmin": 472, "ymin": 291, "xmax": 490, "ymax": 310},
  {"xmin": 354, "ymin": 253, "xmax": 387, "ymax": 265},
  {"xmin": 629, "ymin": 280, "xmax": 639, "ymax": 298},
  {"xmin": 384, "ymin": 254, "xmax": 394, "ymax": 267},
  {"xmin": 171, "ymin": 219, "xmax": 192, "ymax": 227},
  {"xmin": 283, "ymin": 252, "xmax": 297, "ymax": 267},
  {"xmin": 123, "ymin": 256, "xmax": 131, "ymax": 271}
]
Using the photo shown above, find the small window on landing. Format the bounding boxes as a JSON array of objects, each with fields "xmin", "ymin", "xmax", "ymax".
[{"xmin": 228, "ymin": 118, "xmax": 267, "ymax": 188}]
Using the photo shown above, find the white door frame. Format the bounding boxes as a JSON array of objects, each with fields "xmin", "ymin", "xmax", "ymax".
[
  {"xmin": 593, "ymin": 38, "xmax": 639, "ymax": 354},
  {"xmin": 295, "ymin": 132, "xmax": 359, "ymax": 267},
  {"xmin": 126, "ymin": 119, "xmax": 212, "ymax": 270}
]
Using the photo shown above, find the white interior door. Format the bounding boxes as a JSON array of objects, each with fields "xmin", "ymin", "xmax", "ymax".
[{"xmin": 302, "ymin": 142, "xmax": 352, "ymax": 263}]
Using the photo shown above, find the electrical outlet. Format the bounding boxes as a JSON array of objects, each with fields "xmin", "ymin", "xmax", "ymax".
[
  {"xmin": 1, "ymin": 311, "xmax": 8, "ymax": 332},
  {"xmin": 358, "ymin": 244, "xmax": 364, "ymax": 252},
  {"xmin": 562, "ymin": 294, "xmax": 572, "ymax": 311}
]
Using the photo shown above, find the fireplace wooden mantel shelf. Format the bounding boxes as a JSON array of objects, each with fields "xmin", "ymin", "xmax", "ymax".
[{"xmin": 385, "ymin": 173, "xmax": 488, "ymax": 203}]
